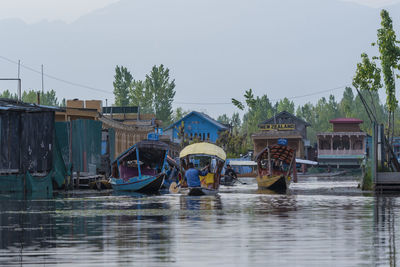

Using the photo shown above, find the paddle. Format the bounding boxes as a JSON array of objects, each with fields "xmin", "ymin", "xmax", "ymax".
[
  {"xmin": 169, "ymin": 182, "xmax": 181, "ymax": 193},
  {"xmin": 232, "ymin": 176, "xmax": 247, "ymax": 185}
]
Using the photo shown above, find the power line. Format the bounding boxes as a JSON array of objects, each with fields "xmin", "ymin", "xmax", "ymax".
[
  {"xmin": 0, "ymin": 55, "xmax": 113, "ymax": 95},
  {"xmin": 175, "ymin": 85, "xmax": 348, "ymax": 105}
]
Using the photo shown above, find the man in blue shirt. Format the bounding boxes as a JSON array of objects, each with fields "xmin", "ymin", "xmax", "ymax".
[{"xmin": 185, "ymin": 162, "xmax": 209, "ymax": 187}]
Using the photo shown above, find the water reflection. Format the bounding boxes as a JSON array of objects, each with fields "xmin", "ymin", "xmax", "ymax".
[
  {"xmin": 374, "ymin": 195, "xmax": 398, "ymax": 267},
  {"xmin": 1, "ymin": 177, "xmax": 400, "ymax": 266}
]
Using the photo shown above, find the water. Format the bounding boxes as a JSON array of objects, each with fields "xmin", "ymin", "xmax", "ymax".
[{"xmin": 0, "ymin": 176, "xmax": 398, "ymax": 266}]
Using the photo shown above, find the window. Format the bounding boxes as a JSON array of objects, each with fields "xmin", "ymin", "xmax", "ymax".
[{"xmin": 207, "ymin": 133, "xmax": 210, "ymax": 140}]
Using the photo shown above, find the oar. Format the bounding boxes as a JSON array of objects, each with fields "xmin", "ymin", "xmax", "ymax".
[
  {"xmin": 233, "ymin": 177, "xmax": 247, "ymax": 185},
  {"xmin": 169, "ymin": 182, "xmax": 181, "ymax": 193}
]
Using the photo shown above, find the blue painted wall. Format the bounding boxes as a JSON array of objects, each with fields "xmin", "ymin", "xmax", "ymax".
[{"xmin": 168, "ymin": 112, "xmax": 226, "ymax": 143}]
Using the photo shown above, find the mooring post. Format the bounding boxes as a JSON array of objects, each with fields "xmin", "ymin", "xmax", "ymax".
[{"xmin": 76, "ymin": 171, "xmax": 80, "ymax": 189}]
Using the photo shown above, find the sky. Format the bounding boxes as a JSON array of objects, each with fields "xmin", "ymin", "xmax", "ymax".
[
  {"xmin": 0, "ymin": 0, "xmax": 400, "ymax": 119},
  {"xmin": 0, "ymin": 0, "xmax": 397, "ymax": 24}
]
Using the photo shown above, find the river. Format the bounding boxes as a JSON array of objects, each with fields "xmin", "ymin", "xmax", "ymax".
[{"xmin": 0, "ymin": 175, "xmax": 398, "ymax": 266}]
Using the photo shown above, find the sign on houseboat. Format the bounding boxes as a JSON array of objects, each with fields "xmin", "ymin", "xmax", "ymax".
[{"xmin": 260, "ymin": 123, "xmax": 295, "ymax": 131}]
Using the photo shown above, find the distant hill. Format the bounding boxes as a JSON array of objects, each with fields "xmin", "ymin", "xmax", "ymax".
[{"xmin": 0, "ymin": 0, "xmax": 399, "ymax": 116}]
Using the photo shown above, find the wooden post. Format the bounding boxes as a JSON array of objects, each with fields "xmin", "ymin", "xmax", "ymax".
[
  {"xmin": 372, "ymin": 122, "xmax": 377, "ymax": 185},
  {"xmin": 76, "ymin": 171, "xmax": 80, "ymax": 189},
  {"xmin": 293, "ymin": 154, "xmax": 297, "ymax": 183}
]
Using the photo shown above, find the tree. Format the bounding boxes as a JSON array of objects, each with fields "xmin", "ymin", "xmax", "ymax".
[
  {"xmin": 340, "ymin": 87, "xmax": 355, "ymax": 118},
  {"xmin": 113, "ymin": 65, "xmax": 133, "ymax": 106},
  {"xmin": 217, "ymin": 114, "xmax": 230, "ymax": 124},
  {"xmin": 353, "ymin": 53, "xmax": 382, "ymax": 122},
  {"xmin": 276, "ymin": 97, "xmax": 295, "ymax": 114},
  {"xmin": 232, "ymin": 89, "xmax": 275, "ymax": 149},
  {"xmin": 374, "ymin": 9, "xmax": 400, "ymax": 141},
  {"xmin": 172, "ymin": 107, "xmax": 189, "ymax": 123},
  {"xmin": 0, "ymin": 89, "xmax": 17, "ymax": 99},
  {"xmin": 145, "ymin": 64, "xmax": 176, "ymax": 126}
]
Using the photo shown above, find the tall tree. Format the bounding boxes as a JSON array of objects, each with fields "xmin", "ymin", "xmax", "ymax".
[
  {"xmin": 353, "ymin": 53, "xmax": 382, "ymax": 122},
  {"xmin": 374, "ymin": 9, "xmax": 400, "ymax": 141},
  {"xmin": 340, "ymin": 87, "xmax": 355, "ymax": 118},
  {"xmin": 113, "ymin": 65, "xmax": 133, "ymax": 106},
  {"xmin": 145, "ymin": 64, "xmax": 176, "ymax": 125},
  {"xmin": 276, "ymin": 97, "xmax": 295, "ymax": 114}
]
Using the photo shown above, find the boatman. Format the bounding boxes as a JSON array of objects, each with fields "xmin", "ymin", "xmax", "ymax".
[
  {"xmin": 225, "ymin": 165, "xmax": 238, "ymax": 179},
  {"xmin": 185, "ymin": 162, "xmax": 209, "ymax": 188}
]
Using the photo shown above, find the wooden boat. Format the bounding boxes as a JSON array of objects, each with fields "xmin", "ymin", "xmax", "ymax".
[
  {"xmin": 255, "ymin": 142, "xmax": 296, "ymax": 192},
  {"xmin": 109, "ymin": 140, "xmax": 169, "ymax": 193},
  {"xmin": 219, "ymin": 175, "xmax": 237, "ymax": 186},
  {"xmin": 170, "ymin": 142, "xmax": 226, "ymax": 196}
]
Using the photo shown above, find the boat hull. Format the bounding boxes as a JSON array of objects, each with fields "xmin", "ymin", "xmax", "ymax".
[
  {"xmin": 188, "ymin": 187, "xmax": 218, "ymax": 196},
  {"xmin": 256, "ymin": 175, "xmax": 289, "ymax": 192},
  {"xmin": 110, "ymin": 174, "xmax": 165, "ymax": 193}
]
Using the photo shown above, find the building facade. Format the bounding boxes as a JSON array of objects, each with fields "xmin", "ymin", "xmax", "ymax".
[
  {"xmin": 317, "ymin": 118, "xmax": 366, "ymax": 167},
  {"xmin": 252, "ymin": 111, "xmax": 311, "ymax": 158},
  {"xmin": 164, "ymin": 111, "xmax": 228, "ymax": 144}
]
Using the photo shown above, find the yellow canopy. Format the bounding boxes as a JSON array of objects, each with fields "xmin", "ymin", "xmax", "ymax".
[{"xmin": 179, "ymin": 143, "xmax": 226, "ymax": 161}]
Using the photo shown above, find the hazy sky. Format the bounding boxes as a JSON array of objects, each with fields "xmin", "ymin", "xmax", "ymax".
[
  {"xmin": 0, "ymin": 0, "xmax": 398, "ymax": 24},
  {"xmin": 1, "ymin": 0, "xmax": 400, "ymax": 119},
  {"xmin": 0, "ymin": 0, "xmax": 119, "ymax": 23}
]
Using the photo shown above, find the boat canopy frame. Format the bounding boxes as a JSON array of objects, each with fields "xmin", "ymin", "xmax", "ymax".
[{"xmin": 111, "ymin": 140, "xmax": 169, "ymax": 179}]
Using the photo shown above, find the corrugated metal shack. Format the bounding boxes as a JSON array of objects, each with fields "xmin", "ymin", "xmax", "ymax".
[
  {"xmin": 55, "ymin": 119, "xmax": 102, "ymax": 174},
  {"xmin": 0, "ymin": 98, "xmax": 67, "ymax": 194}
]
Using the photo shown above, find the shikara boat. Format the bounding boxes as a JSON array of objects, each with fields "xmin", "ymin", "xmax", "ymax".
[
  {"xmin": 256, "ymin": 141, "xmax": 296, "ymax": 192},
  {"xmin": 170, "ymin": 143, "xmax": 226, "ymax": 196},
  {"xmin": 109, "ymin": 140, "xmax": 169, "ymax": 193}
]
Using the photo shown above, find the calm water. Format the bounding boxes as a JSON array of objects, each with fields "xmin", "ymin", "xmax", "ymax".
[{"xmin": 0, "ymin": 176, "xmax": 398, "ymax": 266}]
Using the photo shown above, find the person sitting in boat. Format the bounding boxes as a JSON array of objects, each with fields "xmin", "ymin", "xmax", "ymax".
[
  {"xmin": 225, "ymin": 165, "xmax": 237, "ymax": 179},
  {"xmin": 185, "ymin": 162, "xmax": 209, "ymax": 188}
]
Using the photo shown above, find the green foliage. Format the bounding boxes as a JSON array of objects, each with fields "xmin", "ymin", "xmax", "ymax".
[
  {"xmin": 376, "ymin": 10, "xmax": 400, "ymax": 113},
  {"xmin": 112, "ymin": 64, "xmax": 176, "ymax": 126},
  {"xmin": 231, "ymin": 98, "xmax": 244, "ymax": 110},
  {"xmin": 353, "ymin": 53, "xmax": 382, "ymax": 93},
  {"xmin": 1, "ymin": 89, "xmax": 61, "ymax": 106},
  {"xmin": 145, "ymin": 64, "xmax": 176, "ymax": 126},
  {"xmin": 0, "ymin": 89, "xmax": 18, "ymax": 99},
  {"xmin": 113, "ymin": 65, "xmax": 133, "ymax": 106},
  {"xmin": 276, "ymin": 97, "xmax": 295, "ymax": 114},
  {"xmin": 217, "ymin": 114, "xmax": 230, "ymax": 124},
  {"xmin": 172, "ymin": 107, "xmax": 189, "ymax": 123},
  {"xmin": 216, "ymin": 130, "xmax": 246, "ymax": 158}
]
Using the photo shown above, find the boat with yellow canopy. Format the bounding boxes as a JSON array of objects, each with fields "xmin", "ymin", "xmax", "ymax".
[{"xmin": 170, "ymin": 142, "xmax": 226, "ymax": 196}]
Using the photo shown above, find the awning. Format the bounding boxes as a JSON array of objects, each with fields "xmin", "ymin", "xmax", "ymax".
[
  {"xmin": 180, "ymin": 142, "xmax": 226, "ymax": 160},
  {"xmin": 296, "ymin": 159, "xmax": 318, "ymax": 165}
]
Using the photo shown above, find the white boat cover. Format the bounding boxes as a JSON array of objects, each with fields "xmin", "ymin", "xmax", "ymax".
[
  {"xmin": 228, "ymin": 160, "xmax": 257, "ymax": 166},
  {"xmin": 295, "ymin": 159, "xmax": 318, "ymax": 165}
]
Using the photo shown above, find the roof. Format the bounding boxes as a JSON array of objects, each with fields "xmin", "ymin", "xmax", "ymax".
[
  {"xmin": 0, "ymin": 98, "xmax": 61, "ymax": 112},
  {"xmin": 329, "ymin": 118, "xmax": 363, "ymax": 124},
  {"xmin": 180, "ymin": 142, "xmax": 226, "ymax": 160},
  {"xmin": 259, "ymin": 111, "xmax": 311, "ymax": 127},
  {"xmin": 113, "ymin": 140, "xmax": 169, "ymax": 163},
  {"xmin": 255, "ymin": 144, "xmax": 295, "ymax": 164},
  {"xmin": 164, "ymin": 111, "xmax": 228, "ymax": 131}
]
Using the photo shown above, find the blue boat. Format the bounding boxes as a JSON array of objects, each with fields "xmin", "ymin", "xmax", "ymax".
[{"xmin": 109, "ymin": 140, "xmax": 169, "ymax": 193}]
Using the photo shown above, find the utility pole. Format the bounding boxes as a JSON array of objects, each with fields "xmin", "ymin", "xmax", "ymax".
[
  {"xmin": 18, "ymin": 60, "xmax": 21, "ymax": 101},
  {"xmin": 41, "ymin": 64, "xmax": 44, "ymax": 93}
]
